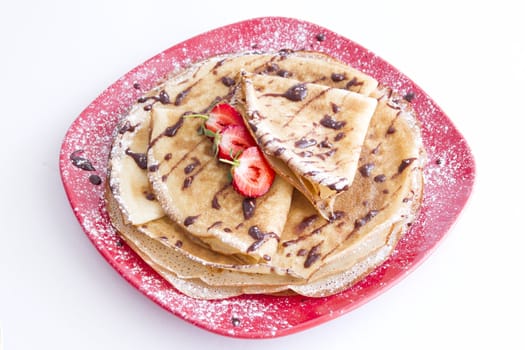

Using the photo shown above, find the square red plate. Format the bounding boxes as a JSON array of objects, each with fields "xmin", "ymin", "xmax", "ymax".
[{"xmin": 59, "ymin": 17, "xmax": 475, "ymax": 338}]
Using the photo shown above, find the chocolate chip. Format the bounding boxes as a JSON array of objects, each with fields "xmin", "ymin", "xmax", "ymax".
[{"xmin": 242, "ymin": 198, "xmax": 256, "ymax": 220}]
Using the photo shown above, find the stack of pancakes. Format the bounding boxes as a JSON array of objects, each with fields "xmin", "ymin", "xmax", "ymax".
[{"xmin": 106, "ymin": 51, "xmax": 425, "ymax": 299}]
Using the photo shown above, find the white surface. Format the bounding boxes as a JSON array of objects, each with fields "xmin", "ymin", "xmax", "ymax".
[{"xmin": 1, "ymin": 1, "xmax": 523, "ymax": 349}]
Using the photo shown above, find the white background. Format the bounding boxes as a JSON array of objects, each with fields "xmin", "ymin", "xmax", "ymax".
[{"xmin": 1, "ymin": 0, "xmax": 524, "ymax": 349}]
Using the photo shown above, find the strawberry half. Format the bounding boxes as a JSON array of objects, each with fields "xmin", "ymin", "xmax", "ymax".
[
  {"xmin": 205, "ymin": 103, "xmax": 244, "ymax": 133},
  {"xmin": 218, "ymin": 125, "xmax": 257, "ymax": 160},
  {"xmin": 222, "ymin": 146, "xmax": 275, "ymax": 198}
]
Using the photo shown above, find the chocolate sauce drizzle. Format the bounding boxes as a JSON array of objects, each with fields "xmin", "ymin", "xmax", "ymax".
[
  {"xmin": 274, "ymin": 147, "xmax": 285, "ymax": 156},
  {"xmin": 331, "ymin": 73, "xmax": 347, "ymax": 82},
  {"xmin": 138, "ymin": 89, "xmax": 171, "ymax": 110},
  {"xmin": 297, "ymin": 249, "xmax": 307, "ymax": 256},
  {"xmin": 374, "ymin": 174, "xmax": 387, "ymax": 183},
  {"xmin": 164, "ymin": 117, "xmax": 185, "ymax": 137},
  {"xmin": 345, "ymin": 77, "xmax": 364, "ymax": 90},
  {"xmin": 181, "ymin": 160, "xmax": 207, "ymax": 190},
  {"xmin": 354, "ymin": 210, "xmax": 379, "ymax": 229},
  {"xmin": 358, "ymin": 163, "xmax": 375, "ymax": 177},
  {"xmin": 334, "ymin": 132, "xmax": 345, "ymax": 141},
  {"xmin": 89, "ymin": 174, "xmax": 102, "ymax": 185},
  {"xmin": 144, "ymin": 191, "xmax": 156, "ymax": 201},
  {"xmin": 118, "ymin": 120, "xmax": 138, "ymax": 134},
  {"xmin": 184, "ymin": 157, "xmax": 201, "ymax": 175},
  {"xmin": 304, "ymin": 243, "xmax": 322, "ymax": 268},
  {"xmin": 320, "ymin": 114, "xmax": 346, "ymax": 130},
  {"xmin": 182, "ymin": 176, "xmax": 193, "ymax": 189},
  {"xmin": 315, "ymin": 148, "xmax": 337, "ymax": 160},
  {"xmin": 295, "ymin": 215, "xmax": 318, "ymax": 234},
  {"xmin": 319, "ymin": 139, "xmax": 333, "ymax": 148},
  {"xmin": 175, "ymin": 87, "xmax": 191, "ymax": 106},
  {"xmin": 403, "ymin": 91, "xmax": 415, "ymax": 102},
  {"xmin": 221, "ymin": 76, "xmax": 235, "ymax": 87},
  {"xmin": 398, "ymin": 158, "xmax": 417, "ymax": 173},
  {"xmin": 283, "ymin": 83, "xmax": 308, "ymax": 101},
  {"xmin": 294, "ymin": 137, "xmax": 317, "ymax": 149},
  {"xmin": 211, "ymin": 183, "xmax": 230, "ymax": 210},
  {"xmin": 158, "ymin": 90, "xmax": 170, "ymax": 104},
  {"xmin": 125, "ymin": 148, "xmax": 147, "ymax": 170},
  {"xmin": 274, "ymin": 87, "xmax": 332, "ymax": 128},
  {"xmin": 161, "ymin": 139, "xmax": 207, "ymax": 183},
  {"xmin": 149, "ymin": 117, "xmax": 185, "ymax": 148},
  {"xmin": 246, "ymin": 226, "xmax": 278, "ymax": 253},
  {"xmin": 242, "ymin": 198, "xmax": 256, "ymax": 220},
  {"xmin": 327, "ymin": 179, "xmax": 349, "ymax": 192},
  {"xmin": 329, "ymin": 211, "xmax": 346, "ymax": 222},
  {"xmin": 231, "ymin": 317, "xmax": 241, "ymax": 327},
  {"xmin": 70, "ymin": 150, "xmax": 103, "ymax": 186},
  {"xmin": 207, "ymin": 221, "xmax": 222, "ymax": 230},
  {"xmin": 277, "ymin": 69, "xmax": 292, "ymax": 78},
  {"xmin": 183, "ymin": 215, "xmax": 199, "ymax": 226},
  {"xmin": 70, "ymin": 150, "xmax": 96, "ymax": 171}
]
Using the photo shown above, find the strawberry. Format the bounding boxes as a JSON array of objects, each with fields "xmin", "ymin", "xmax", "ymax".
[
  {"xmin": 221, "ymin": 146, "xmax": 275, "ymax": 198},
  {"xmin": 217, "ymin": 125, "xmax": 256, "ymax": 160},
  {"xmin": 184, "ymin": 103, "xmax": 244, "ymax": 133},
  {"xmin": 205, "ymin": 103, "xmax": 244, "ymax": 133}
]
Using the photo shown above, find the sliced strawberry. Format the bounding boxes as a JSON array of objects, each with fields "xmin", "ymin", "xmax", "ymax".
[
  {"xmin": 205, "ymin": 103, "xmax": 244, "ymax": 133},
  {"xmin": 224, "ymin": 146, "xmax": 275, "ymax": 198},
  {"xmin": 217, "ymin": 125, "xmax": 257, "ymax": 160}
]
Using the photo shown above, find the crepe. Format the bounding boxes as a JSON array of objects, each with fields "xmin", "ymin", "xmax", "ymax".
[
  {"xmin": 148, "ymin": 105, "xmax": 294, "ymax": 262},
  {"xmin": 240, "ymin": 71, "xmax": 377, "ymax": 219},
  {"xmin": 105, "ymin": 50, "xmax": 425, "ymax": 299},
  {"xmin": 268, "ymin": 84, "xmax": 425, "ymax": 280}
]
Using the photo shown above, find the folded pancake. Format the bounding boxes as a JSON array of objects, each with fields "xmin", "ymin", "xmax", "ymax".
[
  {"xmin": 148, "ymin": 105, "xmax": 294, "ymax": 262},
  {"xmin": 236, "ymin": 86, "xmax": 425, "ymax": 281},
  {"xmin": 108, "ymin": 80, "xmax": 289, "ymax": 273},
  {"xmin": 108, "ymin": 106, "xmax": 165, "ymax": 225},
  {"xmin": 240, "ymin": 71, "xmax": 377, "ymax": 219}
]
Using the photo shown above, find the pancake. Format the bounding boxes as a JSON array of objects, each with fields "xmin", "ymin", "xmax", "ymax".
[
  {"xmin": 265, "ymin": 85, "xmax": 425, "ymax": 280},
  {"xmin": 105, "ymin": 50, "xmax": 425, "ymax": 299},
  {"xmin": 147, "ymin": 105, "xmax": 294, "ymax": 262},
  {"xmin": 108, "ymin": 106, "xmax": 165, "ymax": 225},
  {"xmin": 240, "ymin": 71, "xmax": 377, "ymax": 219}
]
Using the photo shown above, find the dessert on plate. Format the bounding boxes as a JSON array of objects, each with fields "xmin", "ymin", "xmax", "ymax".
[{"xmin": 106, "ymin": 50, "xmax": 425, "ymax": 299}]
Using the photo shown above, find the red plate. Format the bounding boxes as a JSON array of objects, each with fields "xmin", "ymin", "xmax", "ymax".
[{"xmin": 59, "ymin": 17, "xmax": 475, "ymax": 338}]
